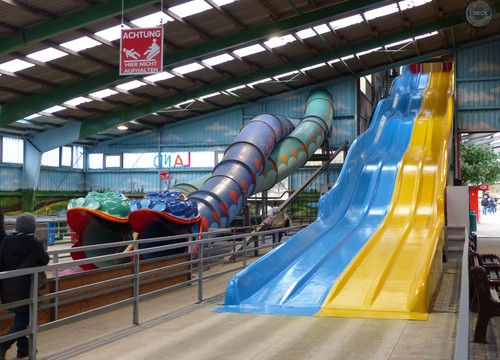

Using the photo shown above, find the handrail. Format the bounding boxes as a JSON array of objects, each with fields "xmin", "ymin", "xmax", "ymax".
[
  {"xmin": 0, "ymin": 225, "xmax": 300, "ymax": 359},
  {"xmin": 453, "ymin": 237, "xmax": 470, "ymax": 360}
]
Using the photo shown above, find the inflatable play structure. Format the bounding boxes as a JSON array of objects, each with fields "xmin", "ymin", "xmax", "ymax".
[
  {"xmin": 66, "ymin": 89, "xmax": 334, "ymax": 269},
  {"xmin": 217, "ymin": 63, "xmax": 454, "ymax": 320}
]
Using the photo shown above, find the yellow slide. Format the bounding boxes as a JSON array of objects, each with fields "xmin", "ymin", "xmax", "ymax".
[{"xmin": 317, "ymin": 63, "xmax": 454, "ymax": 320}]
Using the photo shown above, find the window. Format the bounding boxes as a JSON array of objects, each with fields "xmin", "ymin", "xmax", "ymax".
[
  {"xmin": 41, "ymin": 148, "xmax": 60, "ymax": 167},
  {"xmin": 104, "ymin": 154, "xmax": 122, "ymax": 168},
  {"xmin": 61, "ymin": 146, "xmax": 73, "ymax": 167},
  {"xmin": 88, "ymin": 153, "xmax": 104, "ymax": 169},
  {"xmin": 1, "ymin": 137, "xmax": 24, "ymax": 163}
]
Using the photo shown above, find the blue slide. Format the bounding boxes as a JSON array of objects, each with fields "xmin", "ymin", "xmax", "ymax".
[{"xmin": 217, "ymin": 67, "xmax": 430, "ymax": 316}]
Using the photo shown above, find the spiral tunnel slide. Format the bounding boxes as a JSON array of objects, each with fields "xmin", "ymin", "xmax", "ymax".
[
  {"xmin": 129, "ymin": 89, "xmax": 334, "ymax": 237},
  {"xmin": 217, "ymin": 63, "xmax": 453, "ymax": 320},
  {"xmin": 67, "ymin": 89, "xmax": 334, "ymax": 268}
]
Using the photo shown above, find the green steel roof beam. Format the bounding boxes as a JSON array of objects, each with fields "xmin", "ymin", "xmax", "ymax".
[
  {"xmin": 0, "ymin": 0, "xmax": 159, "ymax": 57},
  {"xmin": 0, "ymin": 0, "xmax": 386, "ymax": 126},
  {"xmin": 80, "ymin": 11, "xmax": 476, "ymax": 139}
]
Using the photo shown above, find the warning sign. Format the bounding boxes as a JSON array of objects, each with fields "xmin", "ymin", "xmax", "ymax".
[
  {"xmin": 119, "ymin": 27, "xmax": 163, "ymax": 75},
  {"xmin": 160, "ymin": 170, "xmax": 171, "ymax": 181}
]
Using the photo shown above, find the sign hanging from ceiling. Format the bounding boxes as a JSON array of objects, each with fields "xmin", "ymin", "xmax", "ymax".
[{"xmin": 119, "ymin": 27, "xmax": 163, "ymax": 75}]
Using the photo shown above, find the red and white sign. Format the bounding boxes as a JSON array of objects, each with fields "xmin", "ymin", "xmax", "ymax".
[
  {"xmin": 119, "ymin": 27, "xmax": 163, "ymax": 75},
  {"xmin": 160, "ymin": 170, "xmax": 171, "ymax": 181}
]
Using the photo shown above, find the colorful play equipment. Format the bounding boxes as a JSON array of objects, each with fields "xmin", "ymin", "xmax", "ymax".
[
  {"xmin": 66, "ymin": 88, "xmax": 334, "ymax": 269},
  {"xmin": 217, "ymin": 63, "xmax": 454, "ymax": 320}
]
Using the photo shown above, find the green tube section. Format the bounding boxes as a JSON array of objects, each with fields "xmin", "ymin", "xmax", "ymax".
[{"xmin": 172, "ymin": 88, "xmax": 333, "ymax": 198}]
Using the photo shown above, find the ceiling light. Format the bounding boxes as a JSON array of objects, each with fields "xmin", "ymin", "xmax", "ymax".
[{"xmin": 117, "ymin": 125, "xmax": 128, "ymax": 130}]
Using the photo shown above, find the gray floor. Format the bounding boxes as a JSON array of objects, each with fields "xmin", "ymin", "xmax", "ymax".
[{"xmin": 7, "ymin": 215, "xmax": 500, "ymax": 359}]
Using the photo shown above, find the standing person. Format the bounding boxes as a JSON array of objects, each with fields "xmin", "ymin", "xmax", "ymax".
[
  {"xmin": 481, "ymin": 195, "xmax": 489, "ymax": 215},
  {"xmin": 0, "ymin": 213, "xmax": 50, "ymax": 360},
  {"xmin": 0, "ymin": 212, "xmax": 6, "ymax": 241}
]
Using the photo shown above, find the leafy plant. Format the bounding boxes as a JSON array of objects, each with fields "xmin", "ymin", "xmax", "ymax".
[{"xmin": 460, "ymin": 143, "xmax": 500, "ymax": 186}]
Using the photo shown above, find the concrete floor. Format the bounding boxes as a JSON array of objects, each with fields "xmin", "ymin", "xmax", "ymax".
[{"xmin": 5, "ymin": 215, "xmax": 500, "ymax": 359}]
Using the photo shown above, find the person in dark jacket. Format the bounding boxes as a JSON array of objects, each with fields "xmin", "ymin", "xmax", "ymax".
[{"xmin": 0, "ymin": 212, "xmax": 50, "ymax": 360}]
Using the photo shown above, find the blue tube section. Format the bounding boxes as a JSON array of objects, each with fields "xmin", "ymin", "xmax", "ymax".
[
  {"xmin": 189, "ymin": 113, "xmax": 294, "ymax": 230},
  {"xmin": 216, "ymin": 67, "xmax": 430, "ymax": 316}
]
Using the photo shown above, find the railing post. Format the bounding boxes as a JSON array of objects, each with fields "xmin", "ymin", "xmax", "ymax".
[
  {"xmin": 53, "ymin": 253, "xmax": 59, "ymax": 320},
  {"xmin": 133, "ymin": 252, "xmax": 140, "ymax": 325},
  {"xmin": 29, "ymin": 273, "xmax": 39, "ymax": 360},
  {"xmin": 197, "ymin": 239, "xmax": 204, "ymax": 302}
]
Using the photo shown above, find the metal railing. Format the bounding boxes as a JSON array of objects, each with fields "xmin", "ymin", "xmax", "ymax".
[{"xmin": 0, "ymin": 223, "xmax": 305, "ymax": 359}]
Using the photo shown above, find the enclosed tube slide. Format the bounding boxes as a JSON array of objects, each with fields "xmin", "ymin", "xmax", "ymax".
[
  {"xmin": 67, "ymin": 89, "xmax": 333, "ymax": 269},
  {"xmin": 217, "ymin": 64, "xmax": 450, "ymax": 319}
]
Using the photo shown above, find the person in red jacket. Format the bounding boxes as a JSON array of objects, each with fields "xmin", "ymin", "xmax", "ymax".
[{"xmin": 0, "ymin": 212, "xmax": 50, "ymax": 360}]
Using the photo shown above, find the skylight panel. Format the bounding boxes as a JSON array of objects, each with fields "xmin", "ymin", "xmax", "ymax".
[
  {"xmin": 64, "ymin": 97, "xmax": 92, "ymax": 106},
  {"xmin": 60, "ymin": 36, "xmax": 101, "ymax": 52},
  {"xmin": 96, "ymin": 25, "xmax": 130, "ymax": 41},
  {"xmin": 25, "ymin": 114, "xmax": 41, "ymax": 120},
  {"xmin": 364, "ymin": 4, "xmax": 399, "ymax": 21},
  {"xmin": 296, "ymin": 28, "xmax": 316, "ymax": 40},
  {"xmin": 172, "ymin": 62, "xmax": 205, "ymax": 75},
  {"xmin": 169, "ymin": 0, "xmax": 212, "ymax": 18},
  {"xmin": 301, "ymin": 63, "xmax": 325, "ymax": 72},
  {"xmin": 28, "ymin": 48, "xmax": 68, "ymax": 62},
  {"xmin": 356, "ymin": 47, "xmax": 382, "ymax": 57},
  {"xmin": 213, "ymin": 0, "xmax": 237, "ymax": 5},
  {"xmin": 0, "ymin": 59, "xmax": 35, "ymax": 72},
  {"xmin": 248, "ymin": 78, "xmax": 271, "ymax": 86},
  {"xmin": 143, "ymin": 72, "xmax": 174, "ymax": 82},
  {"xmin": 89, "ymin": 89, "xmax": 118, "ymax": 98},
  {"xmin": 329, "ymin": 14, "xmax": 364, "ymax": 30},
  {"xmin": 265, "ymin": 34, "xmax": 296, "ymax": 49},
  {"xmin": 203, "ymin": 54, "xmax": 234, "ymax": 66},
  {"xmin": 42, "ymin": 105, "xmax": 66, "ymax": 114},
  {"xmin": 341, "ymin": 55, "xmax": 354, "ymax": 61},
  {"xmin": 275, "ymin": 70, "xmax": 300, "ymax": 79},
  {"xmin": 199, "ymin": 92, "xmax": 220, "ymax": 100},
  {"xmin": 131, "ymin": 11, "xmax": 173, "ymax": 27},
  {"xmin": 328, "ymin": 58, "xmax": 341, "ymax": 64},
  {"xmin": 313, "ymin": 24, "xmax": 330, "ymax": 35},
  {"xmin": 414, "ymin": 31, "xmax": 438, "ymax": 40},
  {"xmin": 175, "ymin": 99, "xmax": 195, "ymax": 107},
  {"xmin": 226, "ymin": 85, "xmax": 246, "ymax": 92},
  {"xmin": 116, "ymin": 80, "xmax": 146, "ymax": 90},
  {"xmin": 399, "ymin": 0, "xmax": 432, "ymax": 10},
  {"xmin": 233, "ymin": 44, "xmax": 266, "ymax": 57},
  {"xmin": 385, "ymin": 38, "xmax": 413, "ymax": 48}
]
